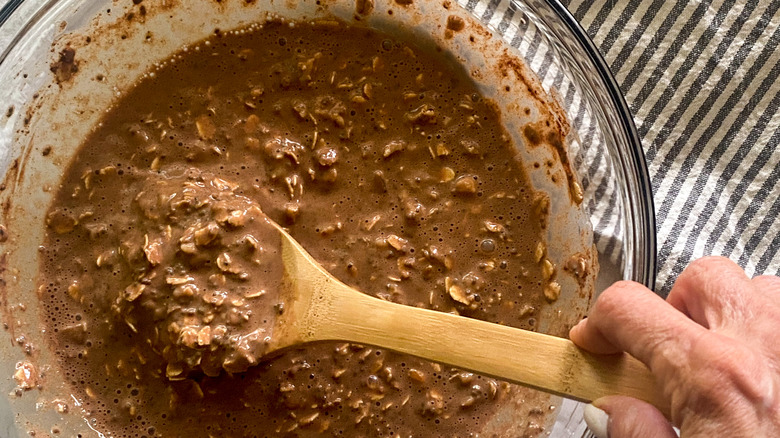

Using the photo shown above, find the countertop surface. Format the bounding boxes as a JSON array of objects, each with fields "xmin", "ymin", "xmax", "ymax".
[{"xmin": 563, "ymin": 0, "xmax": 780, "ymax": 293}]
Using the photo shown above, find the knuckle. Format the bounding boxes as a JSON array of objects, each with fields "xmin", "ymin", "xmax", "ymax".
[
  {"xmin": 683, "ymin": 256, "xmax": 741, "ymax": 282},
  {"xmin": 594, "ymin": 281, "xmax": 639, "ymax": 315},
  {"xmin": 602, "ymin": 280, "xmax": 645, "ymax": 299},
  {"xmin": 686, "ymin": 336, "xmax": 773, "ymax": 408},
  {"xmin": 673, "ymin": 257, "xmax": 751, "ymax": 316},
  {"xmin": 691, "ymin": 255, "xmax": 736, "ymax": 269},
  {"xmin": 752, "ymin": 275, "xmax": 780, "ymax": 290},
  {"xmin": 610, "ymin": 280, "xmax": 643, "ymax": 291}
]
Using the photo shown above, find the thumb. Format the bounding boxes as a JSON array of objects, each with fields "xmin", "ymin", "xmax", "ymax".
[{"xmin": 584, "ymin": 396, "xmax": 677, "ymax": 438}]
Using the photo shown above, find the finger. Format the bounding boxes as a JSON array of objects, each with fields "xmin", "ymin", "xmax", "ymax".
[
  {"xmin": 569, "ymin": 317, "xmax": 621, "ymax": 355},
  {"xmin": 747, "ymin": 275, "xmax": 780, "ymax": 358},
  {"xmin": 585, "ymin": 396, "xmax": 677, "ymax": 438},
  {"xmin": 747, "ymin": 275, "xmax": 780, "ymax": 326},
  {"xmin": 666, "ymin": 256, "xmax": 752, "ymax": 331},
  {"xmin": 569, "ymin": 281, "xmax": 706, "ymax": 375},
  {"xmin": 752, "ymin": 275, "xmax": 780, "ymax": 297}
]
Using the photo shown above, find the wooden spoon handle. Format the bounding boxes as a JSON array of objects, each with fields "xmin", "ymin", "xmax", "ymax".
[{"xmin": 314, "ymin": 283, "xmax": 669, "ymax": 416}]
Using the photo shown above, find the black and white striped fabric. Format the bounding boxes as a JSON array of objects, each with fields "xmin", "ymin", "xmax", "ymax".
[
  {"xmin": 568, "ymin": 0, "xmax": 780, "ymax": 294},
  {"xmin": 469, "ymin": 0, "xmax": 780, "ymax": 295}
]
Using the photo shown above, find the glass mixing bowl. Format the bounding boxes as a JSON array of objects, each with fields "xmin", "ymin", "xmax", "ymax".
[{"xmin": 0, "ymin": 0, "xmax": 656, "ymax": 436}]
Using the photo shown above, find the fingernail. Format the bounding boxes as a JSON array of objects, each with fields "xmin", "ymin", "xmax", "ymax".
[{"xmin": 584, "ymin": 403, "xmax": 609, "ymax": 438}]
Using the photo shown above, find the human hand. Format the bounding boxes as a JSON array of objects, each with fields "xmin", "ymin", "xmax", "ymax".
[{"xmin": 569, "ymin": 257, "xmax": 780, "ymax": 437}]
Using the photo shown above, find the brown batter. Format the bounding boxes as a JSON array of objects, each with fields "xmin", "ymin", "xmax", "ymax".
[
  {"xmin": 38, "ymin": 20, "xmax": 561, "ymax": 437},
  {"xmin": 112, "ymin": 172, "xmax": 284, "ymax": 378}
]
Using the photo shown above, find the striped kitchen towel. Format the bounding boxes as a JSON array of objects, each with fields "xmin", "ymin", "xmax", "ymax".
[
  {"xmin": 567, "ymin": 0, "xmax": 780, "ymax": 294},
  {"xmin": 469, "ymin": 0, "xmax": 780, "ymax": 295}
]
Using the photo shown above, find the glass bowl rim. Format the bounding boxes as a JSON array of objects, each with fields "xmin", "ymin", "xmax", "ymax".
[{"xmin": 535, "ymin": 0, "xmax": 658, "ymax": 290}]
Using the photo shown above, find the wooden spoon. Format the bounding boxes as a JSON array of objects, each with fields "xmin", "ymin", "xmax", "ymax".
[{"xmin": 266, "ymin": 223, "xmax": 669, "ymax": 416}]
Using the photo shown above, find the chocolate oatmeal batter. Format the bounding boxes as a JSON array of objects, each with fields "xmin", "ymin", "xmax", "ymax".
[
  {"xmin": 38, "ymin": 20, "xmax": 561, "ymax": 437},
  {"xmin": 111, "ymin": 173, "xmax": 284, "ymax": 378}
]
